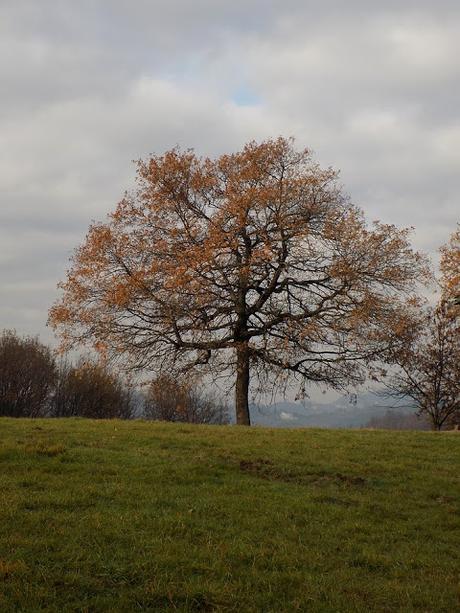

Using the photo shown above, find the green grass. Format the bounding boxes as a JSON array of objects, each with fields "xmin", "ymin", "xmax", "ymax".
[{"xmin": 0, "ymin": 419, "xmax": 458, "ymax": 612}]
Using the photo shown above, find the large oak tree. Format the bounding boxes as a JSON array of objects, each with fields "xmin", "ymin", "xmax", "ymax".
[{"xmin": 49, "ymin": 138, "xmax": 427, "ymax": 424}]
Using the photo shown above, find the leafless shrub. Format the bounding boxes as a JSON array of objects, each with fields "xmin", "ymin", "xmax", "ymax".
[
  {"xmin": 52, "ymin": 358, "xmax": 133, "ymax": 419},
  {"xmin": 144, "ymin": 374, "xmax": 229, "ymax": 424}
]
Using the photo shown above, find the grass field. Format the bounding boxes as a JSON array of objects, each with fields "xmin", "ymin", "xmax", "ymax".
[{"xmin": 0, "ymin": 419, "xmax": 458, "ymax": 612}]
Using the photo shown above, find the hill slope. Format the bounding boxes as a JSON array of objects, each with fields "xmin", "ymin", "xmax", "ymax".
[{"xmin": 0, "ymin": 419, "xmax": 458, "ymax": 612}]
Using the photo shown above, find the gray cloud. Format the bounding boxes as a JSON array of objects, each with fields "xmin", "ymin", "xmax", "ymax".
[{"xmin": 1, "ymin": 1, "xmax": 459, "ymax": 345}]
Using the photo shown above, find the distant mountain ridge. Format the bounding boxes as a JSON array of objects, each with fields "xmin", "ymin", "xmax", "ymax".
[{"xmin": 250, "ymin": 392, "xmax": 416, "ymax": 428}]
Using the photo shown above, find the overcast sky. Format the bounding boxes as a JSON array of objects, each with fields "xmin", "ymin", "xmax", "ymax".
[{"xmin": 1, "ymin": 0, "xmax": 459, "ymax": 346}]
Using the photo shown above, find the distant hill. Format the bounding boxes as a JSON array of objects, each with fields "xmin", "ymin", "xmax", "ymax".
[{"xmin": 250, "ymin": 392, "xmax": 416, "ymax": 428}]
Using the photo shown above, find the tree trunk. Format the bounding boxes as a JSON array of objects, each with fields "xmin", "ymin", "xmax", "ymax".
[{"xmin": 235, "ymin": 342, "xmax": 250, "ymax": 425}]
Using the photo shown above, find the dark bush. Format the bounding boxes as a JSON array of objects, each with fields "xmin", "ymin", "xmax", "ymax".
[{"xmin": 0, "ymin": 330, "xmax": 56, "ymax": 417}]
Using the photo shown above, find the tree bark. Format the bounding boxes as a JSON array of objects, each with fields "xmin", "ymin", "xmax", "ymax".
[{"xmin": 235, "ymin": 342, "xmax": 251, "ymax": 425}]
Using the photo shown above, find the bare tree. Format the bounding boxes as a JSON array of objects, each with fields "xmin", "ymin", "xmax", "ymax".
[
  {"xmin": 144, "ymin": 374, "xmax": 228, "ymax": 424},
  {"xmin": 49, "ymin": 138, "xmax": 428, "ymax": 424},
  {"xmin": 381, "ymin": 228, "xmax": 460, "ymax": 430},
  {"xmin": 383, "ymin": 302, "xmax": 460, "ymax": 430},
  {"xmin": 52, "ymin": 358, "xmax": 133, "ymax": 419},
  {"xmin": 0, "ymin": 330, "xmax": 56, "ymax": 417}
]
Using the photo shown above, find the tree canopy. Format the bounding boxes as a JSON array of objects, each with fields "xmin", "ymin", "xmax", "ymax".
[{"xmin": 49, "ymin": 138, "xmax": 428, "ymax": 424}]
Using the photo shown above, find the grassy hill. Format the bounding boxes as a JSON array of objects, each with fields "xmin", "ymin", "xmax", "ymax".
[{"xmin": 0, "ymin": 419, "xmax": 458, "ymax": 612}]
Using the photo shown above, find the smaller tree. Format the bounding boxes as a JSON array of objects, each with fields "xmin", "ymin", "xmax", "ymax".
[
  {"xmin": 383, "ymin": 303, "xmax": 460, "ymax": 430},
  {"xmin": 52, "ymin": 358, "xmax": 133, "ymax": 419},
  {"xmin": 0, "ymin": 330, "xmax": 56, "ymax": 417},
  {"xmin": 144, "ymin": 374, "xmax": 229, "ymax": 424}
]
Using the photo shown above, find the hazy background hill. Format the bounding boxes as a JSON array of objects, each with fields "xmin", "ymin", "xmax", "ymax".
[{"xmin": 249, "ymin": 392, "xmax": 421, "ymax": 428}]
